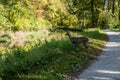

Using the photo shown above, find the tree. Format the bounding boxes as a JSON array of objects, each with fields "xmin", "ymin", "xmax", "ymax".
[
  {"xmin": 101, "ymin": 0, "xmax": 109, "ymax": 29},
  {"xmin": 118, "ymin": 0, "xmax": 120, "ymax": 20},
  {"xmin": 112, "ymin": 0, "xmax": 115, "ymax": 14},
  {"xmin": 104, "ymin": 0, "xmax": 109, "ymax": 11},
  {"xmin": 91, "ymin": 0, "xmax": 95, "ymax": 27}
]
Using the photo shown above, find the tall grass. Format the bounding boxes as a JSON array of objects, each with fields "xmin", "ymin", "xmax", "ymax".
[
  {"xmin": 0, "ymin": 29, "xmax": 108, "ymax": 80},
  {"xmin": 1, "ymin": 38, "xmax": 72, "ymax": 76}
]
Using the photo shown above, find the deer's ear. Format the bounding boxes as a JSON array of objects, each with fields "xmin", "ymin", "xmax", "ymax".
[{"xmin": 67, "ymin": 31, "xmax": 69, "ymax": 33}]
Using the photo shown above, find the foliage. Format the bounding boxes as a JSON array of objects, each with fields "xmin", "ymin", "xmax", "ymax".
[
  {"xmin": 0, "ymin": 0, "xmax": 120, "ymax": 31},
  {"xmin": 0, "ymin": 33, "xmax": 12, "ymax": 47},
  {"xmin": 0, "ymin": 0, "xmax": 118, "ymax": 79},
  {"xmin": 0, "ymin": 29, "xmax": 108, "ymax": 80},
  {"xmin": 0, "ymin": 7, "xmax": 13, "ymax": 31}
]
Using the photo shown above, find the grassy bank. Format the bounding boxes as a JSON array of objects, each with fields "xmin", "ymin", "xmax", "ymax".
[
  {"xmin": 0, "ymin": 29, "xmax": 108, "ymax": 80},
  {"xmin": 111, "ymin": 29, "xmax": 120, "ymax": 34}
]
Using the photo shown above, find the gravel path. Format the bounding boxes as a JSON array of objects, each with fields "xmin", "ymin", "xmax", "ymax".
[{"xmin": 77, "ymin": 30, "xmax": 120, "ymax": 80}]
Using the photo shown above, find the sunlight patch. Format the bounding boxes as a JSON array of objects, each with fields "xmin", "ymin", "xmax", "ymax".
[
  {"xmin": 96, "ymin": 70, "xmax": 120, "ymax": 75},
  {"xmin": 92, "ymin": 76, "xmax": 113, "ymax": 80},
  {"xmin": 106, "ymin": 42, "xmax": 120, "ymax": 47},
  {"xmin": 106, "ymin": 31, "xmax": 119, "ymax": 35}
]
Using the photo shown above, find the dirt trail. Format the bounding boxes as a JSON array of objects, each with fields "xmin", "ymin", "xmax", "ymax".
[{"xmin": 78, "ymin": 30, "xmax": 120, "ymax": 80}]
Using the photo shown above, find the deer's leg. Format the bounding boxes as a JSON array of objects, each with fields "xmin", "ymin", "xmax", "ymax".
[
  {"xmin": 83, "ymin": 41, "xmax": 87, "ymax": 49},
  {"xmin": 83, "ymin": 41, "xmax": 89, "ymax": 52},
  {"xmin": 73, "ymin": 44, "xmax": 75, "ymax": 48},
  {"xmin": 73, "ymin": 43, "xmax": 76, "ymax": 48}
]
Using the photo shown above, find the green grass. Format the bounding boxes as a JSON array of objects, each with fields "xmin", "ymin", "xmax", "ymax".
[
  {"xmin": 111, "ymin": 29, "xmax": 120, "ymax": 34},
  {"xmin": 0, "ymin": 29, "xmax": 108, "ymax": 80}
]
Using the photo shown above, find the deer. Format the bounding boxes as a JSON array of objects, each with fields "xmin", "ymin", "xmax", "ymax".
[{"xmin": 66, "ymin": 31, "xmax": 89, "ymax": 49}]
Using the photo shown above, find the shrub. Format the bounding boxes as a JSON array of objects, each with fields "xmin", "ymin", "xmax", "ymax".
[{"xmin": 0, "ymin": 33, "xmax": 12, "ymax": 47}]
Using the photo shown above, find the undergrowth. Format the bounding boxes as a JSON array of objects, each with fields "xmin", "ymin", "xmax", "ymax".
[{"xmin": 0, "ymin": 29, "xmax": 108, "ymax": 80}]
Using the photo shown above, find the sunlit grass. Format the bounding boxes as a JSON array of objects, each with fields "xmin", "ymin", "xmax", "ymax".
[{"xmin": 0, "ymin": 29, "xmax": 108, "ymax": 80}]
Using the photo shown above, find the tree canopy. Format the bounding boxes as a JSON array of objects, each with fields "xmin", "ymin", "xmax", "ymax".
[{"xmin": 0, "ymin": 0, "xmax": 120, "ymax": 31}]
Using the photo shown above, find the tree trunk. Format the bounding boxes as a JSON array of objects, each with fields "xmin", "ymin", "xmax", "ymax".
[
  {"xmin": 91, "ymin": 0, "xmax": 95, "ymax": 27},
  {"xmin": 118, "ymin": 0, "xmax": 120, "ymax": 20},
  {"xmin": 101, "ymin": 0, "xmax": 109, "ymax": 29},
  {"xmin": 104, "ymin": 0, "xmax": 109, "ymax": 11},
  {"xmin": 82, "ymin": 12, "xmax": 86, "ymax": 28},
  {"xmin": 112, "ymin": 0, "xmax": 115, "ymax": 14}
]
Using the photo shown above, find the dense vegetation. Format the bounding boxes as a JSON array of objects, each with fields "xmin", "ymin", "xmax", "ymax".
[
  {"xmin": 0, "ymin": 29, "xmax": 108, "ymax": 80},
  {"xmin": 0, "ymin": 0, "xmax": 119, "ymax": 80},
  {"xmin": 0, "ymin": 0, "xmax": 120, "ymax": 31}
]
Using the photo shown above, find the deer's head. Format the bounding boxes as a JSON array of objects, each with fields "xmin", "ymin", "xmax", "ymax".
[{"xmin": 65, "ymin": 31, "xmax": 70, "ymax": 36}]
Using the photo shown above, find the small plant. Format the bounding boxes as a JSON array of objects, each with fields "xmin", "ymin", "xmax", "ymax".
[{"xmin": 0, "ymin": 33, "xmax": 12, "ymax": 47}]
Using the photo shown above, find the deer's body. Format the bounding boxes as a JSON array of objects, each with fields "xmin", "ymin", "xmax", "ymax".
[{"xmin": 66, "ymin": 32, "xmax": 89, "ymax": 48}]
